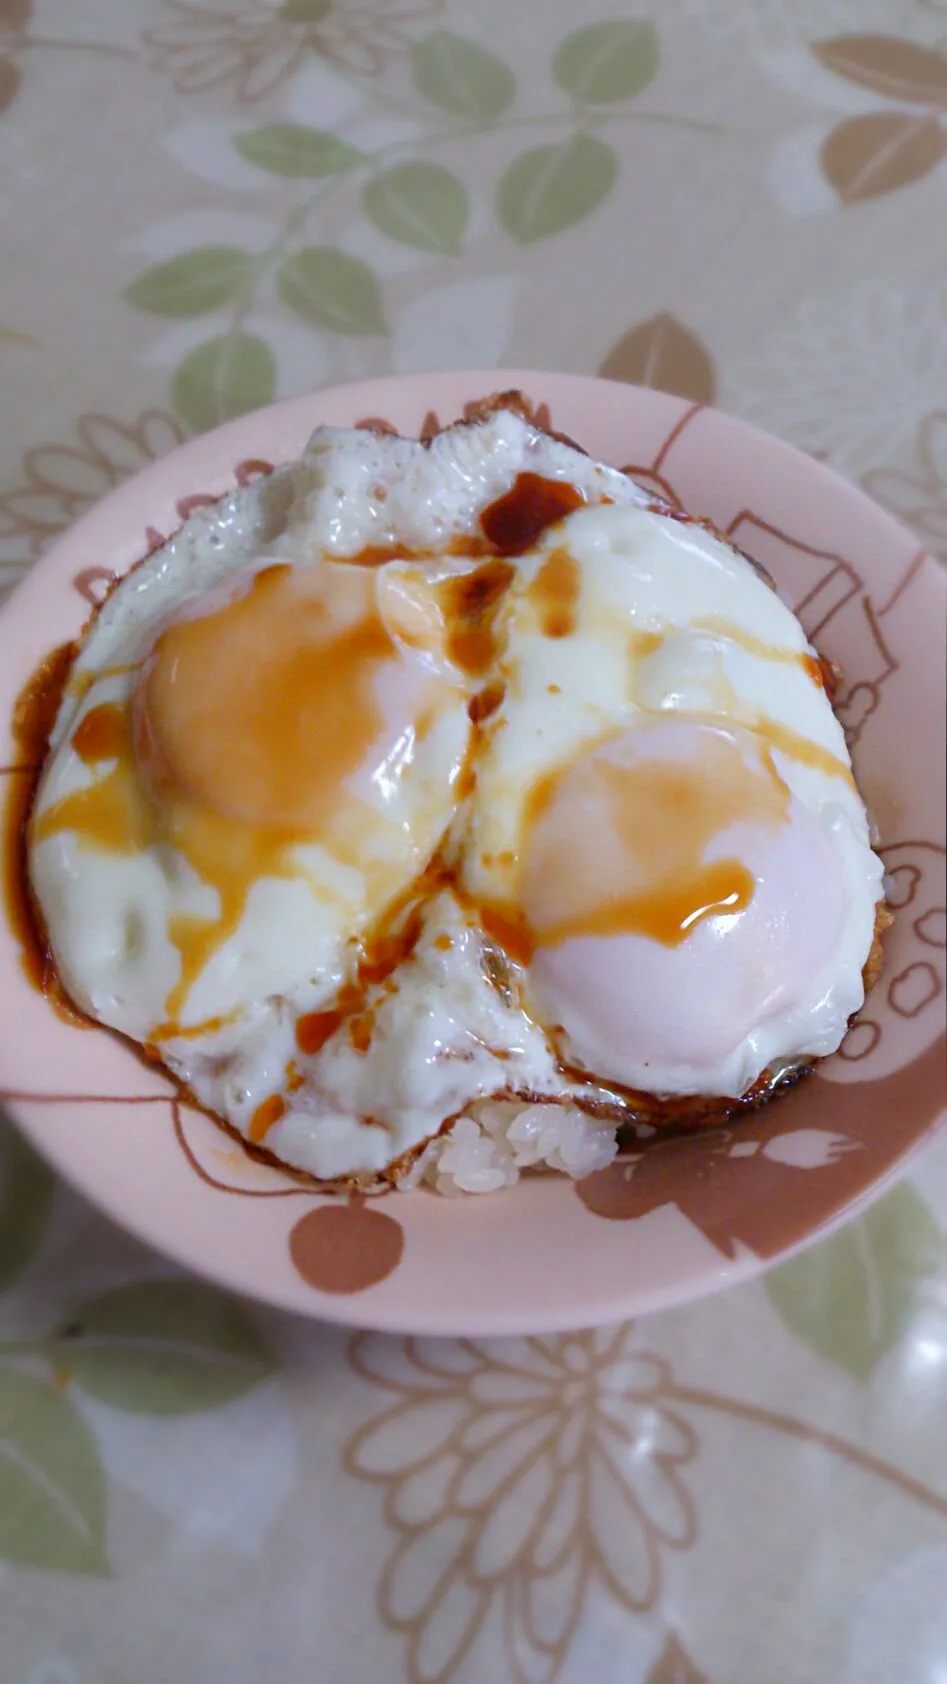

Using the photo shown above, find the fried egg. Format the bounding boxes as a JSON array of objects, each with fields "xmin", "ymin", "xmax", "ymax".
[{"xmin": 28, "ymin": 405, "xmax": 885, "ymax": 1185}]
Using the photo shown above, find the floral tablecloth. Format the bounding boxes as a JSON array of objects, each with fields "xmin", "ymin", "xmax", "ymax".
[{"xmin": 2, "ymin": 4, "xmax": 946, "ymax": 1681}]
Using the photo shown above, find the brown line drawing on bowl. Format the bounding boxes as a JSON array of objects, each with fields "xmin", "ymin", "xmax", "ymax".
[
  {"xmin": 879, "ymin": 841, "xmax": 946, "ymax": 1023},
  {"xmin": 916, "ymin": 907, "xmax": 946, "ymax": 947},
  {"xmin": 575, "ymin": 1032, "xmax": 947, "ymax": 1259},
  {"xmin": 0, "ymin": 1089, "xmax": 169, "ymax": 1106},
  {"xmin": 877, "ymin": 546, "xmax": 928, "ymax": 616},
  {"xmin": 171, "ymin": 1098, "xmax": 313, "ymax": 1199},
  {"xmin": 73, "ymin": 567, "xmax": 118, "ymax": 608},
  {"xmin": 652, "ymin": 402, "xmax": 704, "ymax": 475},
  {"xmin": 838, "ymin": 1018, "xmax": 881, "ymax": 1061},
  {"xmin": 727, "ymin": 514, "xmax": 862, "ymax": 639},
  {"xmin": 889, "ymin": 962, "xmax": 942, "ymax": 1018}
]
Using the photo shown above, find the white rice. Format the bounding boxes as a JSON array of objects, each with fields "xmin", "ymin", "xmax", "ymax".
[{"xmin": 397, "ymin": 1100, "xmax": 618, "ymax": 1195}]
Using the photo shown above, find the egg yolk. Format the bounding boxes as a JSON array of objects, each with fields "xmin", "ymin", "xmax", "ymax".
[
  {"xmin": 35, "ymin": 562, "xmax": 462, "ymax": 1026},
  {"xmin": 133, "ymin": 563, "xmax": 396, "ymax": 830},
  {"xmin": 521, "ymin": 721, "xmax": 789, "ymax": 953},
  {"xmin": 515, "ymin": 718, "xmax": 850, "ymax": 1093}
]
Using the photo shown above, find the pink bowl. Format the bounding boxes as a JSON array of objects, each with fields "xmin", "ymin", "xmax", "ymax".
[{"xmin": 0, "ymin": 372, "xmax": 944, "ymax": 1334}]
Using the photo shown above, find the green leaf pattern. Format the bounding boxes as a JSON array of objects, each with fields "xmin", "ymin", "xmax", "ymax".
[
  {"xmin": 0, "ymin": 1365, "xmax": 109, "ymax": 1575},
  {"xmin": 114, "ymin": 18, "xmax": 703, "ymax": 410},
  {"xmin": 234, "ymin": 124, "xmax": 363, "ymax": 178},
  {"xmin": 409, "ymin": 30, "xmax": 516, "ymax": 120},
  {"xmin": 277, "ymin": 246, "xmax": 387, "ymax": 333},
  {"xmin": 363, "ymin": 162, "xmax": 469, "ymax": 254},
  {"xmin": 124, "ymin": 247, "xmax": 258, "ymax": 317},
  {"xmin": 497, "ymin": 135, "xmax": 619, "ymax": 243},
  {"xmin": 49, "ymin": 1280, "xmax": 277, "ymax": 1414},
  {"xmin": 0, "ymin": 1125, "xmax": 54, "ymax": 1294},
  {"xmin": 553, "ymin": 20, "xmax": 659, "ymax": 104},
  {"xmin": 765, "ymin": 1184, "xmax": 942, "ymax": 1380},
  {"xmin": 172, "ymin": 333, "xmax": 276, "ymax": 432},
  {"xmin": 0, "ymin": 1265, "xmax": 278, "ymax": 1572}
]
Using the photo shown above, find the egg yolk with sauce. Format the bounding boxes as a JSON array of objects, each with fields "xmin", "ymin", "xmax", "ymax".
[
  {"xmin": 515, "ymin": 718, "xmax": 851, "ymax": 1093},
  {"xmin": 35, "ymin": 561, "xmax": 465, "ymax": 1026}
]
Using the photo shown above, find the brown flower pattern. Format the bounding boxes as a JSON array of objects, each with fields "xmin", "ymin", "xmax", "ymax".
[
  {"xmin": 862, "ymin": 412, "xmax": 947, "ymax": 564},
  {"xmin": 345, "ymin": 1324, "xmax": 698, "ymax": 1683},
  {"xmin": 0, "ymin": 0, "xmax": 133, "ymax": 115},
  {"xmin": 144, "ymin": 0, "xmax": 443, "ymax": 99},
  {"xmin": 0, "ymin": 409, "xmax": 186, "ymax": 594}
]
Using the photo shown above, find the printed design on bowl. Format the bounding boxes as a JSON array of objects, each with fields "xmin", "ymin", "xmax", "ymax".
[
  {"xmin": 2, "ymin": 395, "xmax": 944, "ymax": 1295},
  {"xmin": 723, "ymin": 519, "xmax": 925, "ymax": 751},
  {"xmin": 290, "ymin": 1200, "xmax": 405, "ymax": 1293},
  {"xmin": 878, "ymin": 841, "xmax": 946, "ymax": 1024},
  {"xmin": 171, "ymin": 1098, "xmax": 313, "ymax": 1199},
  {"xmin": 143, "ymin": 0, "xmax": 444, "ymax": 100},
  {"xmin": 172, "ymin": 1102, "xmax": 407, "ymax": 1296},
  {"xmin": 601, "ymin": 401, "xmax": 929, "ymax": 762},
  {"xmin": 344, "ymin": 1323, "xmax": 699, "ymax": 1684},
  {"xmin": 576, "ymin": 1032, "xmax": 946, "ymax": 1254},
  {"xmin": 172, "ymin": 1102, "xmax": 407, "ymax": 1292}
]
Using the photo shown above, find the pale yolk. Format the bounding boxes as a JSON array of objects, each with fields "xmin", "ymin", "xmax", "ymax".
[
  {"xmin": 517, "ymin": 718, "xmax": 850, "ymax": 1094},
  {"xmin": 133, "ymin": 562, "xmax": 395, "ymax": 830},
  {"xmin": 34, "ymin": 562, "xmax": 460, "ymax": 1026},
  {"xmin": 521, "ymin": 723, "xmax": 789, "ymax": 952}
]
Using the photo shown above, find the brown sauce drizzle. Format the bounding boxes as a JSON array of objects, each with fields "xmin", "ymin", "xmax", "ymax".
[
  {"xmin": 480, "ymin": 473, "xmax": 585, "ymax": 556},
  {"xmin": 468, "ymin": 681, "xmax": 506, "ymax": 725},
  {"xmin": 749, "ymin": 718, "xmax": 853, "ymax": 786},
  {"xmin": 295, "ymin": 854, "xmax": 454, "ymax": 1060},
  {"xmin": 688, "ymin": 616, "xmax": 829, "ymax": 687},
  {"xmin": 528, "ymin": 546, "xmax": 581, "ymax": 639},
  {"xmin": 333, "ymin": 474, "xmax": 587, "ymax": 570},
  {"xmin": 71, "ymin": 701, "xmax": 126, "ymax": 764},
  {"xmin": 438, "ymin": 559, "xmax": 515, "ymax": 677},
  {"xmin": 479, "ymin": 902, "xmax": 535, "ymax": 969},
  {"xmin": 333, "ymin": 534, "xmax": 488, "ymax": 569},
  {"xmin": 2, "ymin": 642, "xmax": 90, "ymax": 1026},
  {"xmin": 248, "ymin": 1092, "xmax": 285, "ymax": 1144},
  {"xmin": 516, "ymin": 728, "xmax": 791, "ymax": 958}
]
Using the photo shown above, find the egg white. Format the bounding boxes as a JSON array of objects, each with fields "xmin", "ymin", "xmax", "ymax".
[{"xmin": 29, "ymin": 412, "xmax": 884, "ymax": 1181}]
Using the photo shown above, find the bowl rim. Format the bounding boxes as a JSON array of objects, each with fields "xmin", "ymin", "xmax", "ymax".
[{"xmin": 1, "ymin": 368, "xmax": 944, "ymax": 1334}]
